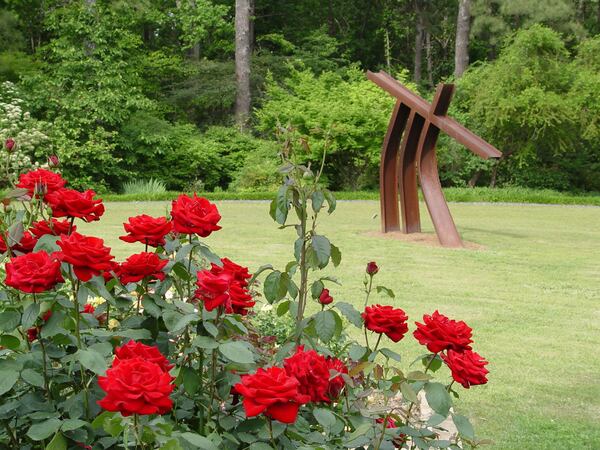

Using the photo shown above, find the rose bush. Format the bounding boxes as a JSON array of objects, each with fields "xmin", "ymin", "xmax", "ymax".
[{"xmin": 0, "ymin": 135, "xmax": 490, "ymax": 449}]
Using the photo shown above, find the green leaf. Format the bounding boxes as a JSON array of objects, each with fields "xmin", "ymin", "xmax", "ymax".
[
  {"xmin": 0, "ymin": 335, "xmax": 20, "ymax": 350},
  {"xmin": 46, "ymin": 432, "xmax": 67, "ymax": 450},
  {"xmin": 248, "ymin": 443, "xmax": 273, "ymax": 450},
  {"xmin": 77, "ymin": 349, "xmax": 108, "ymax": 375},
  {"xmin": 424, "ymin": 382, "xmax": 452, "ymax": 417},
  {"xmin": 311, "ymin": 235, "xmax": 331, "ymax": 268},
  {"xmin": 313, "ymin": 408, "xmax": 336, "ymax": 428},
  {"xmin": 330, "ymin": 244, "xmax": 341, "ymax": 267},
  {"xmin": 27, "ymin": 418, "xmax": 62, "ymax": 441},
  {"xmin": 401, "ymin": 382, "xmax": 419, "ymax": 403},
  {"xmin": 335, "ymin": 302, "xmax": 363, "ymax": 328},
  {"xmin": 323, "ymin": 189, "xmax": 336, "ymax": 214},
  {"xmin": 21, "ymin": 303, "xmax": 40, "ymax": 329},
  {"xmin": 270, "ymin": 185, "xmax": 289, "ymax": 225},
  {"xmin": 192, "ymin": 336, "xmax": 219, "ymax": 350},
  {"xmin": 294, "ymin": 238, "xmax": 303, "ymax": 263},
  {"xmin": 276, "ymin": 300, "xmax": 290, "ymax": 317},
  {"xmin": 263, "ymin": 271, "xmax": 288, "ymax": 303},
  {"xmin": 182, "ymin": 366, "xmax": 201, "ymax": 395},
  {"xmin": 219, "ymin": 341, "xmax": 255, "ymax": 364},
  {"xmin": 141, "ymin": 297, "xmax": 162, "ymax": 318},
  {"xmin": 21, "ymin": 368, "xmax": 44, "ymax": 387},
  {"xmin": 180, "ymin": 432, "xmax": 218, "ymax": 449},
  {"xmin": 163, "ymin": 311, "xmax": 197, "ymax": 332},
  {"xmin": 407, "ymin": 371, "xmax": 432, "ymax": 381},
  {"xmin": 0, "ymin": 370, "xmax": 19, "ymax": 395},
  {"xmin": 310, "ymin": 280, "xmax": 324, "ymax": 299},
  {"xmin": 311, "ymin": 191, "xmax": 325, "ymax": 212},
  {"xmin": 380, "ymin": 348, "xmax": 402, "ymax": 362},
  {"xmin": 33, "ymin": 234, "xmax": 60, "ymax": 253},
  {"xmin": 61, "ymin": 419, "xmax": 88, "ymax": 431},
  {"xmin": 376, "ymin": 285, "xmax": 395, "ymax": 298},
  {"xmin": 452, "ymin": 414, "xmax": 475, "ymax": 439},
  {"xmin": 314, "ymin": 310, "xmax": 335, "ymax": 343},
  {"xmin": 0, "ymin": 311, "xmax": 21, "ymax": 332}
]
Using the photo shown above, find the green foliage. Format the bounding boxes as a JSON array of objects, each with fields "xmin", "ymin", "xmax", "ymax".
[{"xmin": 257, "ymin": 66, "xmax": 414, "ymax": 190}]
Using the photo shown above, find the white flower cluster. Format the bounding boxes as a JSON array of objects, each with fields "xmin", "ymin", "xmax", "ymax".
[{"xmin": 0, "ymin": 82, "xmax": 52, "ymax": 185}]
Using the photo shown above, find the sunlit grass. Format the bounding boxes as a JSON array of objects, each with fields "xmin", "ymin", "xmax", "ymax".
[{"xmin": 79, "ymin": 200, "xmax": 600, "ymax": 450}]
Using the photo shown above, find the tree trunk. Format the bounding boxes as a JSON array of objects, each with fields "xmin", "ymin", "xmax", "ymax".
[
  {"xmin": 328, "ymin": 0, "xmax": 335, "ymax": 35},
  {"xmin": 235, "ymin": 0, "xmax": 252, "ymax": 130},
  {"xmin": 426, "ymin": 30, "xmax": 433, "ymax": 87},
  {"xmin": 454, "ymin": 0, "xmax": 471, "ymax": 78},
  {"xmin": 414, "ymin": 1, "xmax": 424, "ymax": 84}
]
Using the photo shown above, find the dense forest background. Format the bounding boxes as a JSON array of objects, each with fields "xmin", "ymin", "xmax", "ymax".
[{"xmin": 0, "ymin": 0, "xmax": 599, "ymax": 193}]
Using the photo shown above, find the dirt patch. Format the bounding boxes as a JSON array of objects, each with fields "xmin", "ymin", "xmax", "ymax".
[{"xmin": 363, "ymin": 231, "xmax": 485, "ymax": 250}]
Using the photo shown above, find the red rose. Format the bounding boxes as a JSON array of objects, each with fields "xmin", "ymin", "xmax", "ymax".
[
  {"xmin": 5, "ymin": 138, "xmax": 15, "ymax": 152},
  {"xmin": 5, "ymin": 251, "xmax": 63, "ymax": 293},
  {"xmin": 284, "ymin": 346, "xmax": 330, "ymax": 403},
  {"xmin": 362, "ymin": 305, "xmax": 409, "ymax": 342},
  {"xmin": 442, "ymin": 349, "xmax": 489, "ymax": 388},
  {"xmin": 114, "ymin": 340, "xmax": 173, "ymax": 373},
  {"xmin": 30, "ymin": 219, "xmax": 75, "ymax": 238},
  {"xmin": 48, "ymin": 155, "xmax": 59, "ymax": 167},
  {"xmin": 366, "ymin": 261, "xmax": 379, "ymax": 275},
  {"xmin": 46, "ymin": 188, "xmax": 104, "ymax": 222},
  {"xmin": 98, "ymin": 357, "xmax": 174, "ymax": 416},
  {"xmin": 83, "ymin": 304, "xmax": 95, "ymax": 315},
  {"xmin": 0, "ymin": 234, "xmax": 7, "ymax": 253},
  {"xmin": 318, "ymin": 288, "xmax": 333, "ymax": 305},
  {"xmin": 213, "ymin": 258, "xmax": 251, "ymax": 286},
  {"xmin": 326, "ymin": 357, "xmax": 348, "ymax": 400},
  {"xmin": 170, "ymin": 194, "xmax": 221, "ymax": 237},
  {"xmin": 11, "ymin": 231, "xmax": 38, "ymax": 254},
  {"xmin": 16, "ymin": 169, "xmax": 66, "ymax": 197},
  {"xmin": 413, "ymin": 311, "xmax": 473, "ymax": 354},
  {"xmin": 234, "ymin": 367, "xmax": 310, "ymax": 423},
  {"xmin": 56, "ymin": 232, "xmax": 115, "ymax": 282},
  {"xmin": 119, "ymin": 215, "xmax": 173, "ymax": 248},
  {"xmin": 195, "ymin": 259, "xmax": 255, "ymax": 315},
  {"xmin": 117, "ymin": 252, "xmax": 167, "ymax": 284}
]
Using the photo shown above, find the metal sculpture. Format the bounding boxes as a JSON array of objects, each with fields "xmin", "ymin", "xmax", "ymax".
[{"xmin": 367, "ymin": 71, "xmax": 502, "ymax": 248}]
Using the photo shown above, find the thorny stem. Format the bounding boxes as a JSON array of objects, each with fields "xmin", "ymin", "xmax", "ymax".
[
  {"xmin": 364, "ymin": 275, "xmax": 374, "ymax": 308},
  {"xmin": 373, "ymin": 334, "xmax": 383, "ymax": 353},
  {"xmin": 374, "ymin": 411, "xmax": 393, "ymax": 450},
  {"xmin": 71, "ymin": 277, "xmax": 90, "ymax": 418},
  {"xmin": 268, "ymin": 418, "xmax": 277, "ymax": 447}
]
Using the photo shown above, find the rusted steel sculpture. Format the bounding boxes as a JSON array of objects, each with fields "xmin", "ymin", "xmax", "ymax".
[{"xmin": 367, "ymin": 71, "xmax": 502, "ymax": 248}]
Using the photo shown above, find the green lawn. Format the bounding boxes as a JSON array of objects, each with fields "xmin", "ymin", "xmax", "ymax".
[{"xmin": 79, "ymin": 200, "xmax": 600, "ymax": 450}]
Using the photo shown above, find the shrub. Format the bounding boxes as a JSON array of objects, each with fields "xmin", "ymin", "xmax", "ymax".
[
  {"xmin": 0, "ymin": 138, "xmax": 490, "ymax": 449},
  {"xmin": 256, "ymin": 65, "xmax": 414, "ymax": 190}
]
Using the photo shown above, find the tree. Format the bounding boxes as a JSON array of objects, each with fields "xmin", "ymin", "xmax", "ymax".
[
  {"xmin": 235, "ymin": 0, "xmax": 252, "ymax": 129},
  {"xmin": 454, "ymin": 0, "xmax": 471, "ymax": 77}
]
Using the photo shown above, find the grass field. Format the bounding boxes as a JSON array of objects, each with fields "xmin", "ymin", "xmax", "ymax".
[{"xmin": 79, "ymin": 200, "xmax": 600, "ymax": 450}]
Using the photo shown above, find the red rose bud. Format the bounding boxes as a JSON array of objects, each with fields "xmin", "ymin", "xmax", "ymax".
[
  {"xmin": 5, "ymin": 138, "xmax": 15, "ymax": 152},
  {"xmin": 48, "ymin": 155, "xmax": 59, "ymax": 167},
  {"xmin": 27, "ymin": 327, "xmax": 39, "ymax": 342},
  {"xmin": 83, "ymin": 304, "xmax": 95, "ymax": 315},
  {"xmin": 366, "ymin": 261, "xmax": 379, "ymax": 275},
  {"xmin": 319, "ymin": 288, "xmax": 333, "ymax": 305}
]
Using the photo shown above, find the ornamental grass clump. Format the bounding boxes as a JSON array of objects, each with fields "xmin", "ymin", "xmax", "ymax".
[{"xmin": 0, "ymin": 131, "xmax": 489, "ymax": 449}]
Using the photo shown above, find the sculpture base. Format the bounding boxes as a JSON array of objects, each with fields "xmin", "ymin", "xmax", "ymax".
[{"xmin": 364, "ymin": 231, "xmax": 484, "ymax": 250}]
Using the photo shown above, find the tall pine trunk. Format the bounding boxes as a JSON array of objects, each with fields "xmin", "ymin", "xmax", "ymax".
[
  {"xmin": 414, "ymin": 0, "xmax": 424, "ymax": 83},
  {"xmin": 235, "ymin": 0, "xmax": 252, "ymax": 130},
  {"xmin": 454, "ymin": 0, "xmax": 471, "ymax": 78}
]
